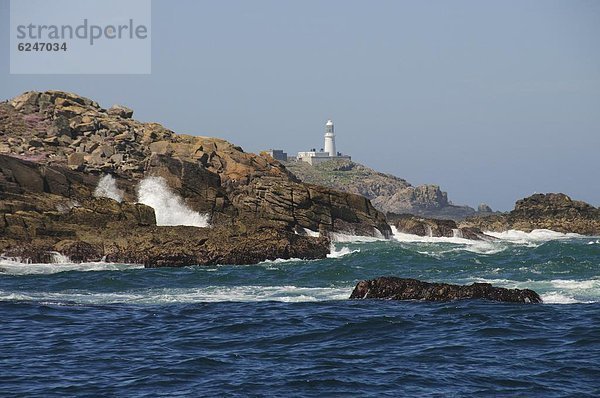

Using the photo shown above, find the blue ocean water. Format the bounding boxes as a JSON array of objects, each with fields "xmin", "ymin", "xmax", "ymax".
[{"xmin": 1, "ymin": 230, "xmax": 599, "ymax": 397}]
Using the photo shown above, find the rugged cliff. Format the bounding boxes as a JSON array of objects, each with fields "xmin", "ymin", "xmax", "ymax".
[
  {"xmin": 283, "ymin": 159, "xmax": 486, "ymax": 220},
  {"xmin": 0, "ymin": 91, "xmax": 390, "ymax": 265},
  {"xmin": 460, "ymin": 193, "xmax": 600, "ymax": 235}
]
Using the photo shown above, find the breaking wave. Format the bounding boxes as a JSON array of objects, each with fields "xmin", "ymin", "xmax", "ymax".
[
  {"xmin": 389, "ymin": 226, "xmax": 588, "ymax": 255},
  {"xmin": 390, "ymin": 226, "xmax": 505, "ymax": 254},
  {"xmin": 484, "ymin": 229, "xmax": 582, "ymax": 246},
  {"xmin": 303, "ymin": 228, "xmax": 320, "ymax": 237},
  {"xmin": 330, "ymin": 232, "xmax": 386, "ymax": 243},
  {"xmin": 137, "ymin": 176, "xmax": 209, "ymax": 227},
  {"xmin": 0, "ymin": 257, "xmax": 143, "ymax": 275},
  {"xmin": 327, "ymin": 244, "xmax": 360, "ymax": 258}
]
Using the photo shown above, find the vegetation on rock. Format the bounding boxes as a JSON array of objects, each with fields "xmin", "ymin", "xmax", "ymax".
[{"xmin": 284, "ymin": 159, "xmax": 483, "ymax": 220}]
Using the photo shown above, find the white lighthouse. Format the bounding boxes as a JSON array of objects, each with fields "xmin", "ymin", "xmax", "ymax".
[
  {"xmin": 324, "ymin": 119, "xmax": 336, "ymax": 156},
  {"xmin": 296, "ymin": 119, "xmax": 351, "ymax": 165}
]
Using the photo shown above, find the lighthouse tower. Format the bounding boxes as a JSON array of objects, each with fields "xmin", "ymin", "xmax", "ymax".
[{"xmin": 324, "ymin": 119, "xmax": 336, "ymax": 156}]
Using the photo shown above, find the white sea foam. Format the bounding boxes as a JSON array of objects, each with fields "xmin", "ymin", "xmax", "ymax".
[
  {"xmin": 93, "ymin": 174, "xmax": 124, "ymax": 202},
  {"xmin": 550, "ymin": 279, "xmax": 600, "ymax": 290},
  {"xmin": 330, "ymin": 232, "xmax": 386, "ymax": 243},
  {"xmin": 0, "ymin": 285, "xmax": 352, "ymax": 304},
  {"xmin": 391, "ymin": 226, "xmax": 505, "ymax": 254},
  {"xmin": 485, "ymin": 229, "xmax": 581, "ymax": 246},
  {"xmin": 327, "ymin": 244, "xmax": 360, "ymax": 258},
  {"xmin": 257, "ymin": 243, "xmax": 360, "ymax": 264},
  {"xmin": 373, "ymin": 228, "xmax": 386, "ymax": 239},
  {"xmin": 540, "ymin": 292, "xmax": 581, "ymax": 304},
  {"xmin": 137, "ymin": 176, "xmax": 209, "ymax": 227},
  {"xmin": 391, "ymin": 226, "xmax": 589, "ymax": 254},
  {"xmin": 49, "ymin": 251, "xmax": 71, "ymax": 264},
  {"xmin": 457, "ymin": 244, "xmax": 506, "ymax": 255},
  {"xmin": 391, "ymin": 226, "xmax": 474, "ymax": 245},
  {"xmin": 258, "ymin": 257, "xmax": 306, "ymax": 265},
  {"xmin": 0, "ymin": 257, "xmax": 143, "ymax": 275},
  {"xmin": 468, "ymin": 277, "xmax": 599, "ymax": 304},
  {"xmin": 303, "ymin": 228, "xmax": 320, "ymax": 237}
]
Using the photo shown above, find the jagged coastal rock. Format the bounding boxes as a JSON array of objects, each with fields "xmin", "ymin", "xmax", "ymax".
[
  {"xmin": 388, "ymin": 213, "xmax": 494, "ymax": 240},
  {"xmin": 0, "ymin": 91, "xmax": 390, "ymax": 265},
  {"xmin": 0, "ymin": 141, "xmax": 330, "ymax": 266},
  {"xmin": 461, "ymin": 193, "xmax": 600, "ymax": 235},
  {"xmin": 284, "ymin": 159, "xmax": 482, "ymax": 221},
  {"xmin": 350, "ymin": 277, "xmax": 542, "ymax": 303}
]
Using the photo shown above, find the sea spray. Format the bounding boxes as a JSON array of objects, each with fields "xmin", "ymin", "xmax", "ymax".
[
  {"xmin": 49, "ymin": 251, "xmax": 71, "ymax": 264},
  {"xmin": 93, "ymin": 174, "xmax": 124, "ymax": 202},
  {"xmin": 330, "ymin": 232, "xmax": 386, "ymax": 243},
  {"xmin": 303, "ymin": 228, "xmax": 320, "ymax": 237},
  {"xmin": 484, "ymin": 229, "xmax": 581, "ymax": 246},
  {"xmin": 327, "ymin": 243, "xmax": 360, "ymax": 258},
  {"xmin": 425, "ymin": 225, "xmax": 433, "ymax": 237},
  {"xmin": 137, "ymin": 176, "xmax": 209, "ymax": 227}
]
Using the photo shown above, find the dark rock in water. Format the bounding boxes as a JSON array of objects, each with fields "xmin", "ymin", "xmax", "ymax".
[
  {"xmin": 458, "ymin": 226, "xmax": 493, "ymax": 241},
  {"xmin": 462, "ymin": 193, "xmax": 600, "ymax": 235},
  {"xmin": 388, "ymin": 213, "xmax": 495, "ymax": 241},
  {"xmin": 390, "ymin": 213, "xmax": 455, "ymax": 237},
  {"xmin": 350, "ymin": 277, "xmax": 542, "ymax": 303}
]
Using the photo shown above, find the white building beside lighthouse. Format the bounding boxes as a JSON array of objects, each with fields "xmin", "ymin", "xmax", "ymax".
[{"xmin": 297, "ymin": 120, "xmax": 351, "ymax": 165}]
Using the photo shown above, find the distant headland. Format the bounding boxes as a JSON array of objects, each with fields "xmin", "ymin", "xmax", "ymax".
[{"xmin": 264, "ymin": 119, "xmax": 493, "ymax": 221}]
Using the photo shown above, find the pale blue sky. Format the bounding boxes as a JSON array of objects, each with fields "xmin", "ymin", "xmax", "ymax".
[{"xmin": 1, "ymin": 0, "xmax": 599, "ymax": 210}]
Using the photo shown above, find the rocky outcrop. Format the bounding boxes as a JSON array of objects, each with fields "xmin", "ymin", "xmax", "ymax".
[
  {"xmin": 478, "ymin": 203, "xmax": 493, "ymax": 213},
  {"xmin": 349, "ymin": 277, "xmax": 542, "ymax": 303},
  {"xmin": 0, "ymin": 90, "xmax": 391, "ymax": 265},
  {"xmin": 284, "ymin": 159, "xmax": 482, "ymax": 221},
  {"xmin": 388, "ymin": 213, "xmax": 494, "ymax": 240},
  {"xmin": 0, "ymin": 153, "xmax": 330, "ymax": 266},
  {"xmin": 461, "ymin": 193, "xmax": 600, "ymax": 235}
]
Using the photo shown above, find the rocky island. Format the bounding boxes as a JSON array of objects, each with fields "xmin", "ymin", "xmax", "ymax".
[
  {"xmin": 0, "ymin": 91, "xmax": 390, "ymax": 266},
  {"xmin": 461, "ymin": 193, "xmax": 600, "ymax": 236},
  {"xmin": 389, "ymin": 193, "xmax": 600, "ymax": 239}
]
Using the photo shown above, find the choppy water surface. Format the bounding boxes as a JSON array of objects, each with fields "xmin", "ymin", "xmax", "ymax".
[{"xmin": 1, "ymin": 230, "xmax": 599, "ymax": 396}]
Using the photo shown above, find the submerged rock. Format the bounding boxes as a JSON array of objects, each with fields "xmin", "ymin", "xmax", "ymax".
[{"xmin": 350, "ymin": 277, "xmax": 542, "ymax": 303}]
